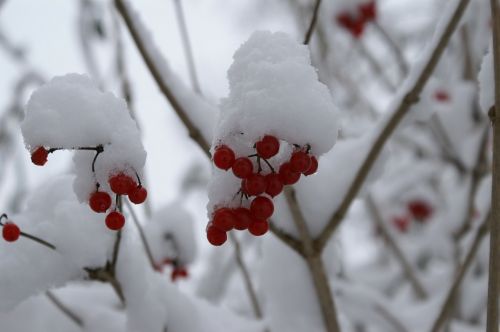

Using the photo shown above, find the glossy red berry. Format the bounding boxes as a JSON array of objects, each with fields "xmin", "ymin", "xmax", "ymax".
[
  {"xmin": 213, "ymin": 145, "xmax": 235, "ymax": 170},
  {"xmin": 434, "ymin": 90, "xmax": 450, "ymax": 102},
  {"xmin": 109, "ymin": 173, "xmax": 136, "ymax": 195},
  {"xmin": 207, "ymin": 224, "xmax": 227, "ymax": 246},
  {"xmin": 407, "ymin": 200, "xmax": 433, "ymax": 221},
  {"xmin": 105, "ymin": 211, "xmax": 125, "ymax": 230},
  {"xmin": 393, "ymin": 216, "xmax": 410, "ymax": 233},
  {"xmin": 250, "ymin": 196, "xmax": 274, "ymax": 220},
  {"xmin": 265, "ymin": 173, "xmax": 283, "ymax": 197},
  {"xmin": 233, "ymin": 207, "xmax": 253, "ymax": 230},
  {"xmin": 244, "ymin": 174, "xmax": 267, "ymax": 196},
  {"xmin": 89, "ymin": 191, "xmax": 112, "ymax": 213},
  {"xmin": 290, "ymin": 151, "xmax": 312, "ymax": 173},
  {"xmin": 359, "ymin": 1, "xmax": 376, "ymax": 21},
  {"xmin": 171, "ymin": 267, "xmax": 189, "ymax": 281},
  {"xmin": 256, "ymin": 135, "xmax": 280, "ymax": 159},
  {"xmin": 212, "ymin": 208, "xmax": 235, "ymax": 231},
  {"xmin": 31, "ymin": 147, "xmax": 49, "ymax": 166},
  {"xmin": 303, "ymin": 156, "xmax": 319, "ymax": 176},
  {"xmin": 2, "ymin": 222, "xmax": 20, "ymax": 242},
  {"xmin": 248, "ymin": 219, "xmax": 269, "ymax": 236},
  {"xmin": 232, "ymin": 158, "xmax": 253, "ymax": 179},
  {"xmin": 279, "ymin": 162, "xmax": 301, "ymax": 185},
  {"xmin": 129, "ymin": 186, "xmax": 147, "ymax": 204}
]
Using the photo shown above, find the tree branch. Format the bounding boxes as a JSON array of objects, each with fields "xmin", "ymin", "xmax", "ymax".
[
  {"xmin": 46, "ymin": 290, "xmax": 84, "ymax": 328},
  {"xmin": 315, "ymin": 0, "xmax": 472, "ymax": 252},
  {"xmin": 268, "ymin": 220, "xmax": 304, "ymax": 256},
  {"xmin": 303, "ymin": 0, "xmax": 322, "ymax": 45},
  {"xmin": 124, "ymin": 199, "xmax": 156, "ymax": 270}
]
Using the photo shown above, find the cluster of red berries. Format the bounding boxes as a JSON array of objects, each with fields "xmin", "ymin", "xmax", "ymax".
[
  {"xmin": 30, "ymin": 146, "xmax": 147, "ymax": 231},
  {"xmin": 207, "ymin": 135, "xmax": 318, "ymax": 246},
  {"xmin": 335, "ymin": 1, "xmax": 376, "ymax": 39},
  {"xmin": 154, "ymin": 258, "xmax": 189, "ymax": 282},
  {"xmin": 392, "ymin": 199, "xmax": 434, "ymax": 233}
]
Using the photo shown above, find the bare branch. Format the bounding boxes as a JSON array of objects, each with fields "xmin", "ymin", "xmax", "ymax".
[
  {"xmin": 372, "ymin": 22, "xmax": 409, "ymax": 77},
  {"xmin": 268, "ymin": 220, "xmax": 304, "ymax": 256},
  {"xmin": 315, "ymin": 0, "xmax": 472, "ymax": 252},
  {"xmin": 46, "ymin": 290, "xmax": 84, "ymax": 328},
  {"xmin": 303, "ymin": 0, "xmax": 322, "ymax": 45},
  {"xmin": 124, "ymin": 199, "xmax": 156, "ymax": 270}
]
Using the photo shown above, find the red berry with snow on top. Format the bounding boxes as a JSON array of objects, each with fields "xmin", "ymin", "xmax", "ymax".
[
  {"xmin": 256, "ymin": 135, "xmax": 280, "ymax": 159},
  {"xmin": 213, "ymin": 145, "xmax": 235, "ymax": 170},
  {"xmin": 109, "ymin": 173, "xmax": 136, "ymax": 195},
  {"xmin": 31, "ymin": 146, "xmax": 49, "ymax": 166}
]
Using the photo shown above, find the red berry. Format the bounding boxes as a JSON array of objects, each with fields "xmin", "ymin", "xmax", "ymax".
[
  {"xmin": 256, "ymin": 135, "xmax": 280, "ymax": 159},
  {"xmin": 279, "ymin": 162, "xmax": 301, "ymax": 185},
  {"xmin": 31, "ymin": 147, "xmax": 49, "ymax": 166},
  {"xmin": 232, "ymin": 158, "xmax": 253, "ymax": 179},
  {"xmin": 212, "ymin": 208, "xmax": 235, "ymax": 231},
  {"xmin": 244, "ymin": 174, "xmax": 267, "ymax": 196},
  {"xmin": 303, "ymin": 156, "xmax": 319, "ymax": 176},
  {"xmin": 207, "ymin": 224, "xmax": 227, "ymax": 246},
  {"xmin": 359, "ymin": 1, "xmax": 376, "ymax": 21},
  {"xmin": 434, "ymin": 90, "xmax": 450, "ymax": 102},
  {"xmin": 109, "ymin": 173, "xmax": 136, "ymax": 195},
  {"xmin": 213, "ymin": 145, "xmax": 235, "ymax": 170},
  {"xmin": 129, "ymin": 186, "xmax": 147, "ymax": 204},
  {"xmin": 407, "ymin": 200, "xmax": 433, "ymax": 221},
  {"xmin": 290, "ymin": 151, "xmax": 312, "ymax": 173},
  {"xmin": 105, "ymin": 211, "xmax": 125, "ymax": 230},
  {"xmin": 393, "ymin": 216, "xmax": 410, "ymax": 233},
  {"xmin": 350, "ymin": 18, "xmax": 365, "ymax": 38},
  {"xmin": 250, "ymin": 196, "xmax": 274, "ymax": 220},
  {"xmin": 336, "ymin": 12, "xmax": 354, "ymax": 29},
  {"xmin": 171, "ymin": 267, "xmax": 189, "ymax": 281},
  {"xmin": 233, "ymin": 207, "xmax": 253, "ymax": 230},
  {"xmin": 248, "ymin": 219, "xmax": 269, "ymax": 236},
  {"xmin": 89, "ymin": 191, "xmax": 112, "ymax": 213},
  {"xmin": 2, "ymin": 222, "xmax": 20, "ymax": 242},
  {"xmin": 265, "ymin": 173, "xmax": 283, "ymax": 197}
]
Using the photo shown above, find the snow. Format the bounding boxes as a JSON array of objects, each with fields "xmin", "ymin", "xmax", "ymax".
[
  {"xmin": 478, "ymin": 44, "xmax": 494, "ymax": 114},
  {"xmin": 21, "ymin": 73, "xmax": 147, "ymax": 202}
]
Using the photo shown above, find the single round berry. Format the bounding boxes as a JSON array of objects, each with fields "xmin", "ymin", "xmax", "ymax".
[
  {"xmin": 279, "ymin": 162, "xmax": 301, "ymax": 185},
  {"xmin": 89, "ymin": 191, "xmax": 112, "ymax": 213},
  {"xmin": 290, "ymin": 151, "xmax": 312, "ymax": 173},
  {"xmin": 407, "ymin": 200, "xmax": 433, "ymax": 221},
  {"xmin": 265, "ymin": 173, "xmax": 283, "ymax": 197},
  {"xmin": 244, "ymin": 173, "xmax": 267, "ymax": 196},
  {"xmin": 109, "ymin": 173, "xmax": 136, "ymax": 195},
  {"xmin": 213, "ymin": 145, "xmax": 235, "ymax": 170},
  {"xmin": 248, "ymin": 219, "xmax": 269, "ymax": 236},
  {"xmin": 233, "ymin": 207, "xmax": 253, "ymax": 230},
  {"xmin": 207, "ymin": 224, "xmax": 227, "ymax": 246},
  {"xmin": 434, "ymin": 90, "xmax": 450, "ymax": 102},
  {"xmin": 105, "ymin": 211, "xmax": 125, "ymax": 230},
  {"xmin": 31, "ymin": 147, "xmax": 49, "ymax": 166},
  {"xmin": 256, "ymin": 135, "xmax": 280, "ymax": 159},
  {"xmin": 359, "ymin": 1, "xmax": 376, "ymax": 21},
  {"xmin": 2, "ymin": 222, "xmax": 20, "ymax": 242},
  {"xmin": 232, "ymin": 158, "xmax": 253, "ymax": 179},
  {"xmin": 303, "ymin": 156, "xmax": 319, "ymax": 176},
  {"xmin": 129, "ymin": 186, "xmax": 147, "ymax": 204},
  {"xmin": 212, "ymin": 208, "xmax": 235, "ymax": 231},
  {"xmin": 250, "ymin": 196, "xmax": 274, "ymax": 220}
]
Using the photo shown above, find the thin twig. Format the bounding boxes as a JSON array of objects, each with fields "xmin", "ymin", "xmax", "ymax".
[
  {"xmin": 114, "ymin": 0, "xmax": 210, "ymax": 155},
  {"xmin": 487, "ymin": 0, "xmax": 500, "ymax": 330},
  {"xmin": 46, "ymin": 290, "xmax": 84, "ymax": 328},
  {"xmin": 355, "ymin": 40, "xmax": 396, "ymax": 92},
  {"xmin": 372, "ymin": 21, "xmax": 409, "ymax": 77},
  {"xmin": 228, "ymin": 233, "xmax": 263, "ymax": 319},
  {"xmin": 124, "ymin": 199, "xmax": 156, "ymax": 269},
  {"xmin": 303, "ymin": 0, "xmax": 322, "ymax": 45},
  {"xmin": 366, "ymin": 195, "xmax": 428, "ymax": 299},
  {"xmin": 430, "ymin": 211, "xmax": 490, "ymax": 332},
  {"xmin": 284, "ymin": 187, "xmax": 341, "ymax": 332},
  {"xmin": 315, "ymin": 0, "xmax": 472, "ymax": 252},
  {"xmin": 173, "ymin": 0, "xmax": 202, "ymax": 94},
  {"xmin": 373, "ymin": 302, "xmax": 409, "ymax": 332},
  {"xmin": 0, "ymin": 218, "xmax": 56, "ymax": 251}
]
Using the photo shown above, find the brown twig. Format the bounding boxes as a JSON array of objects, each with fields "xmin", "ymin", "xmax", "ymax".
[
  {"xmin": 315, "ymin": 0, "xmax": 472, "ymax": 252},
  {"xmin": 124, "ymin": 199, "xmax": 156, "ymax": 269},
  {"xmin": 114, "ymin": 0, "xmax": 210, "ymax": 156},
  {"xmin": 366, "ymin": 195, "xmax": 428, "ymax": 299},
  {"xmin": 228, "ymin": 233, "xmax": 263, "ymax": 320},
  {"xmin": 487, "ymin": 1, "xmax": 500, "ymax": 330},
  {"xmin": 430, "ymin": 211, "xmax": 490, "ymax": 332},
  {"xmin": 85, "ymin": 267, "xmax": 126, "ymax": 305},
  {"xmin": 372, "ymin": 21, "xmax": 409, "ymax": 77},
  {"xmin": 268, "ymin": 220, "xmax": 304, "ymax": 256},
  {"xmin": 284, "ymin": 187, "xmax": 341, "ymax": 332},
  {"xmin": 303, "ymin": 0, "xmax": 322, "ymax": 45},
  {"xmin": 355, "ymin": 40, "xmax": 397, "ymax": 92},
  {"xmin": 173, "ymin": 0, "xmax": 202, "ymax": 94},
  {"xmin": 46, "ymin": 290, "xmax": 84, "ymax": 328}
]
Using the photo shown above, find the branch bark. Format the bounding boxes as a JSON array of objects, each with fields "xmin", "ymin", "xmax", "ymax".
[
  {"xmin": 315, "ymin": 0, "xmax": 472, "ymax": 252},
  {"xmin": 284, "ymin": 187, "xmax": 341, "ymax": 332},
  {"xmin": 46, "ymin": 290, "xmax": 84, "ymax": 328},
  {"xmin": 487, "ymin": 0, "xmax": 500, "ymax": 330},
  {"xmin": 303, "ymin": 0, "xmax": 322, "ymax": 45}
]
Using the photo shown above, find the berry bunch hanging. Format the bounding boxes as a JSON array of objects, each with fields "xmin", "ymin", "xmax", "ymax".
[
  {"xmin": 207, "ymin": 135, "xmax": 318, "ymax": 246},
  {"xmin": 335, "ymin": 1, "xmax": 376, "ymax": 39}
]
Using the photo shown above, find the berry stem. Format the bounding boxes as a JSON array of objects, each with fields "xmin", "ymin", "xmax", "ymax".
[
  {"xmin": 45, "ymin": 290, "xmax": 84, "ymax": 327},
  {"xmin": 262, "ymin": 158, "xmax": 276, "ymax": 173},
  {"xmin": 133, "ymin": 170, "xmax": 142, "ymax": 187},
  {"xmin": 91, "ymin": 146, "xmax": 104, "ymax": 173},
  {"xmin": 257, "ymin": 156, "xmax": 262, "ymax": 173}
]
